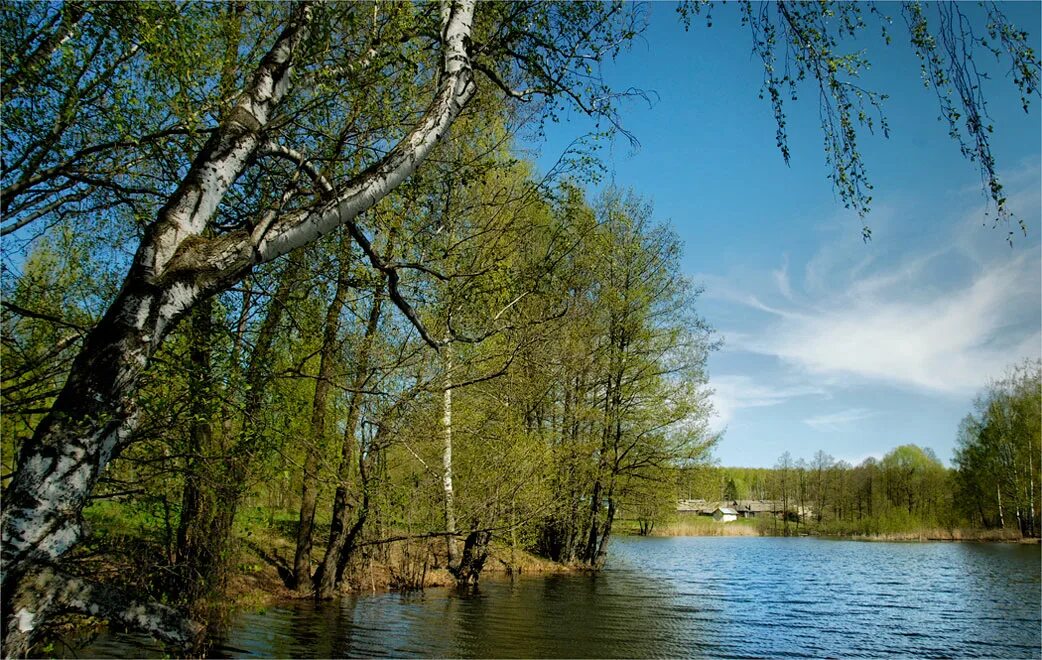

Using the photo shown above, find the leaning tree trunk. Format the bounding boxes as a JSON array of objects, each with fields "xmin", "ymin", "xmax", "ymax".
[
  {"xmin": 331, "ymin": 422, "xmax": 384, "ymax": 589},
  {"xmin": 451, "ymin": 528, "xmax": 492, "ymax": 586},
  {"xmin": 0, "ymin": 269, "xmax": 220, "ymax": 654},
  {"xmin": 334, "ymin": 469, "xmax": 372, "ymax": 587},
  {"xmin": 175, "ymin": 253, "xmax": 300, "ymax": 619},
  {"xmin": 583, "ymin": 474, "xmax": 605, "ymax": 565},
  {"xmin": 0, "ymin": 0, "xmax": 476, "ymax": 649},
  {"xmin": 292, "ymin": 238, "xmax": 351, "ymax": 591},
  {"xmin": 594, "ymin": 491, "xmax": 617, "ymax": 568},
  {"xmin": 0, "ymin": 8, "xmax": 313, "ymax": 650},
  {"xmin": 584, "ymin": 388, "xmax": 617, "ymax": 565},
  {"xmin": 313, "ymin": 283, "xmax": 384, "ymax": 599}
]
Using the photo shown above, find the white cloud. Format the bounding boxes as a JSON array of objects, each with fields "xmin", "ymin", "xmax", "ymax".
[
  {"xmin": 740, "ymin": 247, "xmax": 1041, "ymax": 395},
  {"xmin": 803, "ymin": 408, "xmax": 877, "ymax": 431},
  {"xmin": 704, "ymin": 163, "xmax": 1041, "ymax": 442},
  {"xmin": 772, "ymin": 254, "xmax": 793, "ymax": 300},
  {"xmin": 710, "ymin": 374, "xmax": 827, "ymax": 429}
]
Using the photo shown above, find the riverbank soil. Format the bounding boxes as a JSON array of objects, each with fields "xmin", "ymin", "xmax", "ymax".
[
  {"xmin": 228, "ymin": 510, "xmax": 576, "ymax": 606},
  {"xmin": 75, "ymin": 501, "xmax": 574, "ymax": 620}
]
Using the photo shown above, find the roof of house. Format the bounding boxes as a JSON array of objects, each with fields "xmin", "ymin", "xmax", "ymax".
[
  {"xmin": 677, "ymin": 499, "xmax": 805, "ymax": 515},
  {"xmin": 734, "ymin": 500, "xmax": 776, "ymax": 513},
  {"xmin": 677, "ymin": 499, "xmax": 708, "ymax": 512},
  {"xmin": 716, "ymin": 507, "xmax": 738, "ymax": 515}
]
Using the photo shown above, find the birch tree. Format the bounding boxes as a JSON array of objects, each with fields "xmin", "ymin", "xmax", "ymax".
[
  {"xmin": 955, "ymin": 360, "xmax": 1042, "ymax": 536},
  {"xmin": 1, "ymin": 1, "xmax": 642, "ymax": 650}
]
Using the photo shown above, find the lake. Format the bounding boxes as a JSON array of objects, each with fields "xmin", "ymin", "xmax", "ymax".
[{"xmin": 88, "ymin": 536, "xmax": 1041, "ymax": 658}]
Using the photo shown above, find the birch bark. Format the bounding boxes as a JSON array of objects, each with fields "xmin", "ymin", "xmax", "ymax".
[
  {"xmin": 442, "ymin": 343, "xmax": 460, "ymax": 570},
  {"xmin": 1, "ymin": 0, "xmax": 476, "ymax": 650}
]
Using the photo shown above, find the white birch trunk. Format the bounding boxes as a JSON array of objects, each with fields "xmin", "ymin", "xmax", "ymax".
[
  {"xmin": 442, "ymin": 342, "xmax": 459, "ymax": 569},
  {"xmin": 997, "ymin": 482, "xmax": 1005, "ymax": 529},
  {"xmin": 2, "ymin": 2, "xmax": 311, "ymax": 623},
  {"xmin": 1, "ymin": 0, "xmax": 477, "ymax": 648},
  {"xmin": 1029, "ymin": 452, "xmax": 1036, "ymax": 536}
]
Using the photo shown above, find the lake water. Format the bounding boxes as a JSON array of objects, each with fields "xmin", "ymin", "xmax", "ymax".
[{"xmin": 89, "ymin": 536, "xmax": 1041, "ymax": 658}]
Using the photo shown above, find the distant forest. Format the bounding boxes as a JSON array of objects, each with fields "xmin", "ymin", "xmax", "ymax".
[{"xmin": 676, "ymin": 361, "xmax": 1041, "ymax": 538}]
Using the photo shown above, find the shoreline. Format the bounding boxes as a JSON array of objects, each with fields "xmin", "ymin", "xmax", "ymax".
[
  {"xmin": 227, "ymin": 534, "xmax": 581, "ymax": 612},
  {"xmin": 620, "ymin": 519, "xmax": 1039, "ymax": 544}
]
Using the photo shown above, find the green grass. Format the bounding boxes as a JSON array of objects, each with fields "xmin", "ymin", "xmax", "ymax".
[{"xmin": 83, "ymin": 498, "xmax": 173, "ymax": 543}]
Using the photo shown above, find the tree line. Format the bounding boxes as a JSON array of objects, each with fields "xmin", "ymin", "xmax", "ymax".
[
  {"xmin": 678, "ymin": 361, "xmax": 1041, "ymax": 538},
  {"xmin": 954, "ymin": 360, "xmax": 1041, "ymax": 537}
]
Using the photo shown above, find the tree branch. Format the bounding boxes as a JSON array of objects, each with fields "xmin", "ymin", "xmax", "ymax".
[
  {"xmin": 1, "ymin": 302, "xmax": 88, "ymax": 333},
  {"xmin": 257, "ymin": 142, "xmax": 335, "ymax": 198}
]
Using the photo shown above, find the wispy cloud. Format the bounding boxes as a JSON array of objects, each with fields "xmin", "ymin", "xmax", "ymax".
[
  {"xmin": 737, "ymin": 247, "xmax": 1040, "ymax": 395},
  {"xmin": 710, "ymin": 374, "xmax": 827, "ymax": 429},
  {"xmin": 701, "ymin": 161, "xmax": 1040, "ymax": 463},
  {"xmin": 718, "ymin": 165, "xmax": 1042, "ymax": 397},
  {"xmin": 803, "ymin": 408, "xmax": 876, "ymax": 431},
  {"xmin": 772, "ymin": 254, "xmax": 793, "ymax": 300}
]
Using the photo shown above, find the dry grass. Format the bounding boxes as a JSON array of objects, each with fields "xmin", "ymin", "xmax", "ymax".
[
  {"xmin": 631, "ymin": 516, "xmax": 1035, "ymax": 544},
  {"xmin": 651, "ymin": 517, "xmax": 762, "ymax": 537},
  {"xmin": 487, "ymin": 543, "xmax": 581, "ymax": 574},
  {"xmin": 836, "ymin": 527, "xmax": 1030, "ymax": 543}
]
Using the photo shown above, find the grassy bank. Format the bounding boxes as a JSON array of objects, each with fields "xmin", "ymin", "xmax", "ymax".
[
  {"xmin": 237, "ymin": 507, "xmax": 575, "ymax": 597},
  {"xmin": 618, "ymin": 513, "xmax": 1035, "ymax": 543},
  {"xmin": 231, "ymin": 513, "xmax": 576, "ymax": 609},
  {"xmin": 816, "ymin": 527, "xmax": 1033, "ymax": 543}
]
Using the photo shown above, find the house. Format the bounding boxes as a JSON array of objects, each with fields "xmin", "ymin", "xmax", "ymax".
[
  {"xmin": 733, "ymin": 500, "xmax": 777, "ymax": 518},
  {"xmin": 677, "ymin": 499, "xmax": 808, "ymax": 522},
  {"xmin": 712, "ymin": 507, "xmax": 738, "ymax": 523},
  {"xmin": 677, "ymin": 499, "xmax": 708, "ymax": 514}
]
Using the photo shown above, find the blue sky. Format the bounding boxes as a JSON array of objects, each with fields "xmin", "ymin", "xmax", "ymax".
[{"xmin": 528, "ymin": 2, "xmax": 1042, "ymax": 468}]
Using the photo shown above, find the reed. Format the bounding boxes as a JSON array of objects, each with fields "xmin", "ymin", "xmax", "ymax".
[
  {"xmin": 651, "ymin": 517, "xmax": 762, "ymax": 537},
  {"xmin": 834, "ymin": 527, "xmax": 1027, "ymax": 542}
]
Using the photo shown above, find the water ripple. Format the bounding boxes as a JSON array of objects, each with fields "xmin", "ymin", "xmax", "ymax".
[{"xmin": 81, "ymin": 537, "xmax": 1041, "ymax": 659}]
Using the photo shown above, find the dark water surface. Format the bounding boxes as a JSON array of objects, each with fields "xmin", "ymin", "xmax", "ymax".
[{"xmin": 90, "ymin": 536, "xmax": 1041, "ymax": 658}]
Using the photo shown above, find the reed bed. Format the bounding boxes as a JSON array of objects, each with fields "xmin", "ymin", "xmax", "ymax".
[
  {"xmin": 835, "ymin": 527, "xmax": 1029, "ymax": 543},
  {"xmin": 652, "ymin": 517, "xmax": 763, "ymax": 537}
]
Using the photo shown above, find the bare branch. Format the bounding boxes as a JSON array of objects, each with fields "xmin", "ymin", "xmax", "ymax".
[
  {"xmin": 1, "ymin": 302, "xmax": 88, "ymax": 333},
  {"xmin": 257, "ymin": 142, "xmax": 335, "ymax": 198}
]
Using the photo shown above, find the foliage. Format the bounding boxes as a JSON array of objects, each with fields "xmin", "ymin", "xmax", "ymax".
[
  {"xmin": 682, "ymin": 442, "xmax": 959, "ymax": 537},
  {"xmin": 954, "ymin": 360, "xmax": 1041, "ymax": 536}
]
